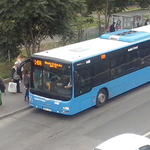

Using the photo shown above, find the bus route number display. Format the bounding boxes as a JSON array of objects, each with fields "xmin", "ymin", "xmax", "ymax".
[
  {"xmin": 34, "ymin": 59, "xmax": 42, "ymax": 66},
  {"xmin": 44, "ymin": 61, "xmax": 63, "ymax": 68}
]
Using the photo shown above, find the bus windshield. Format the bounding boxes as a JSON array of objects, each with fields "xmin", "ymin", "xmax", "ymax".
[{"xmin": 30, "ymin": 64, "xmax": 72, "ymax": 101}]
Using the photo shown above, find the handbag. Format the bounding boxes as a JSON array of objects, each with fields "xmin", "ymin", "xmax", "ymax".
[{"xmin": 8, "ymin": 82, "xmax": 17, "ymax": 93}]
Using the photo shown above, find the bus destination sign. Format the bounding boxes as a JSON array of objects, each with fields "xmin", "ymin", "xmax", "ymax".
[
  {"xmin": 44, "ymin": 61, "xmax": 63, "ymax": 68},
  {"xmin": 34, "ymin": 59, "xmax": 63, "ymax": 69}
]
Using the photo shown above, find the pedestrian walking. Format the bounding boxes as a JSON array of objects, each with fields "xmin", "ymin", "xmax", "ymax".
[
  {"xmin": 11, "ymin": 61, "xmax": 22, "ymax": 93},
  {"xmin": 109, "ymin": 22, "xmax": 116, "ymax": 32},
  {"xmin": 23, "ymin": 69, "xmax": 30, "ymax": 101},
  {"xmin": 0, "ymin": 77, "xmax": 6, "ymax": 106}
]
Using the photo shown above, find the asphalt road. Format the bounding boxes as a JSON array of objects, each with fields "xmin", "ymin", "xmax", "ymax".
[
  {"xmin": 1, "ymin": 82, "xmax": 150, "ymax": 150},
  {"xmin": 0, "ymin": 82, "xmax": 30, "ymax": 118}
]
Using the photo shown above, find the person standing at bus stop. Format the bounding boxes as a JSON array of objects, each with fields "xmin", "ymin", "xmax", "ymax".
[
  {"xmin": 0, "ymin": 76, "xmax": 6, "ymax": 106},
  {"xmin": 23, "ymin": 69, "xmax": 30, "ymax": 101},
  {"xmin": 144, "ymin": 19, "xmax": 149, "ymax": 25},
  {"xmin": 109, "ymin": 22, "xmax": 116, "ymax": 32},
  {"xmin": 11, "ymin": 61, "xmax": 22, "ymax": 93},
  {"xmin": 16, "ymin": 53, "xmax": 24, "ymax": 79}
]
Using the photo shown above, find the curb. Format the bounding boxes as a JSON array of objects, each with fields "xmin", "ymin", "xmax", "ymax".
[{"xmin": 0, "ymin": 106, "xmax": 32, "ymax": 120}]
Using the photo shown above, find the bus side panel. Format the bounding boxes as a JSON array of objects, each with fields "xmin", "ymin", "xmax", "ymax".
[
  {"xmin": 80, "ymin": 96, "xmax": 92, "ymax": 111},
  {"xmin": 109, "ymin": 82, "xmax": 125, "ymax": 98},
  {"xmin": 70, "ymin": 94, "xmax": 93, "ymax": 113},
  {"xmin": 124, "ymin": 67, "xmax": 150, "ymax": 92},
  {"xmin": 107, "ymin": 67, "xmax": 150, "ymax": 99}
]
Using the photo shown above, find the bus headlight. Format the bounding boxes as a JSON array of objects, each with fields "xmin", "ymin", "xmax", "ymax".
[{"xmin": 63, "ymin": 107, "xmax": 70, "ymax": 110}]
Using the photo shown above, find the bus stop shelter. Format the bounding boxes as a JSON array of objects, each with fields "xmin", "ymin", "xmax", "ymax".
[{"xmin": 111, "ymin": 9, "xmax": 150, "ymax": 30}]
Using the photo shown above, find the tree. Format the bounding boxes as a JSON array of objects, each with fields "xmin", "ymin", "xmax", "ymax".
[
  {"xmin": 85, "ymin": 0, "xmax": 141, "ymax": 32},
  {"xmin": 85, "ymin": 0, "xmax": 106, "ymax": 35},
  {"xmin": 0, "ymin": 28, "xmax": 21, "ymax": 62},
  {"xmin": 0, "ymin": 0, "xmax": 86, "ymax": 59},
  {"xmin": 85, "ymin": 0, "xmax": 126, "ymax": 34},
  {"xmin": 135, "ymin": 0, "xmax": 150, "ymax": 8}
]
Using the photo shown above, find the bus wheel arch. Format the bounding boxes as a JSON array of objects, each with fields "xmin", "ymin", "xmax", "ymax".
[{"xmin": 96, "ymin": 88, "xmax": 108, "ymax": 108}]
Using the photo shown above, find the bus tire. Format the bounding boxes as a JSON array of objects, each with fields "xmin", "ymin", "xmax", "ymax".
[{"xmin": 96, "ymin": 89, "xmax": 108, "ymax": 108}]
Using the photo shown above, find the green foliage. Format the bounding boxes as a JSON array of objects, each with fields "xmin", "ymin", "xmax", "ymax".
[
  {"xmin": 85, "ymin": 0, "xmax": 150, "ymax": 32},
  {"xmin": 70, "ymin": 16, "xmax": 95, "ymax": 42},
  {"xmin": 0, "ymin": 28, "xmax": 21, "ymax": 62},
  {"xmin": 0, "ymin": 0, "xmax": 86, "ymax": 59},
  {"xmin": 86, "ymin": 0, "xmax": 105, "ymax": 14},
  {"xmin": 0, "ymin": 62, "xmax": 12, "ymax": 79},
  {"xmin": 135, "ymin": 0, "xmax": 150, "ymax": 8},
  {"xmin": 85, "ymin": 0, "xmax": 150, "ymax": 15},
  {"xmin": 86, "ymin": 0, "xmax": 137, "ymax": 15}
]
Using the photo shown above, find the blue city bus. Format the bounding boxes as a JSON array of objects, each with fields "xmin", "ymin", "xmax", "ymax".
[{"xmin": 20, "ymin": 25, "xmax": 150, "ymax": 115}]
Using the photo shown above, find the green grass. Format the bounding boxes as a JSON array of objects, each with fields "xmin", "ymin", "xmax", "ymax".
[{"xmin": 83, "ymin": 18, "xmax": 101, "ymax": 28}]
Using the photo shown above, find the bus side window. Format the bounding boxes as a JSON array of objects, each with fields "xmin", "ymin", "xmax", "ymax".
[
  {"xmin": 74, "ymin": 68, "xmax": 92, "ymax": 97},
  {"xmin": 75, "ymin": 72, "xmax": 84, "ymax": 86},
  {"xmin": 94, "ymin": 60, "xmax": 109, "ymax": 86},
  {"xmin": 109, "ymin": 55, "xmax": 125, "ymax": 79},
  {"xmin": 110, "ymin": 68, "xmax": 117, "ymax": 79},
  {"xmin": 140, "ymin": 47, "xmax": 150, "ymax": 68},
  {"xmin": 126, "ymin": 50, "xmax": 140, "ymax": 73}
]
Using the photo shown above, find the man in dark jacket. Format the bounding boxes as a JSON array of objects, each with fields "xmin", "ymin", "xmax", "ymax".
[{"xmin": 110, "ymin": 22, "xmax": 116, "ymax": 32}]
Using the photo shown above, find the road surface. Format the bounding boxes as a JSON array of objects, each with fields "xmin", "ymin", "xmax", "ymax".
[{"xmin": 1, "ymin": 82, "xmax": 150, "ymax": 150}]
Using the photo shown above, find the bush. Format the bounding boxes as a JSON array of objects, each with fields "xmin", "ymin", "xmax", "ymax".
[{"xmin": 0, "ymin": 62, "xmax": 13, "ymax": 79}]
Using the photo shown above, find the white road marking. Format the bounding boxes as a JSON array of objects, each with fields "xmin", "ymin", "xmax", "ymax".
[{"xmin": 143, "ymin": 132, "xmax": 150, "ymax": 137}]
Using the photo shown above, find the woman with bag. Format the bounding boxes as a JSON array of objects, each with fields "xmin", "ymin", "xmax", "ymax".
[{"xmin": 10, "ymin": 61, "xmax": 22, "ymax": 93}]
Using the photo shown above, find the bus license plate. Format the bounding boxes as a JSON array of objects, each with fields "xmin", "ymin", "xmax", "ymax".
[{"xmin": 43, "ymin": 108, "xmax": 52, "ymax": 112}]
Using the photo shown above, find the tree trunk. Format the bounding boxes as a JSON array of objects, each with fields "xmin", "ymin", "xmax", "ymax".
[{"xmin": 97, "ymin": 12, "xmax": 101, "ymax": 36}]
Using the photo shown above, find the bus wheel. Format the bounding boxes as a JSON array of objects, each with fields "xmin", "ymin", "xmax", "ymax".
[{"xmin": 96, "ymin": 89, "xmax": 107, "ymax": 108}]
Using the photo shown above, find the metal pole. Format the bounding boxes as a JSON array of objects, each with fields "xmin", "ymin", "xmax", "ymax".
[
  {"xmin": 105, "ymin": 0, "xmax": 115, "ymax": 30},
  {"xmin": 105, "ymin": 1, "xmax": 109, "ymax": 30}
]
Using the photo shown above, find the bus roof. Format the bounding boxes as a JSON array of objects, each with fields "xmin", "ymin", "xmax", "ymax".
[
  {"xmin": 33, "ymin": 25, "xmax": 150, "ymax": 62},
  {"xmin": 100, "ymin": 25, "xmax": 150, "ymax": 42},
  {"xmin": 132, "ymin": 25, "xmax": 150, "ymax": 32}
]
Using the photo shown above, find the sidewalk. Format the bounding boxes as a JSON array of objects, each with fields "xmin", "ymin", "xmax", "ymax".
[{"xmin": 0, "ymin": 82, "xmax": 31, "ymax": 119}]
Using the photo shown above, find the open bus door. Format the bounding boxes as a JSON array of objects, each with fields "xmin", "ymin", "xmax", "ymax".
[{"xmin": 17, "ymin": 58, "xmax": 31, "ymax": 76}]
